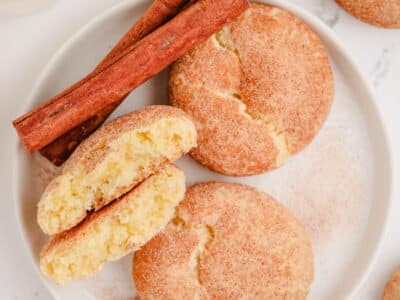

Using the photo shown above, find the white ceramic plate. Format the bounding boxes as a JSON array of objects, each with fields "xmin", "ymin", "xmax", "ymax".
[{"xmin": 13, "ymin": 0, "xmax": 393, "ymax": 299}]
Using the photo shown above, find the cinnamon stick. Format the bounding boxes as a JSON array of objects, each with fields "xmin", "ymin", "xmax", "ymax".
[
  {"xmin": 97, "ymin": 0, "xmax": 190, "ymax": 72},
  {"xmin": 14, "ymin": 0, "xmax": 249, "ymax": 155},
  {"xmin": 39, "ymin": 0, "xmax": 188, "ymax": 165}
]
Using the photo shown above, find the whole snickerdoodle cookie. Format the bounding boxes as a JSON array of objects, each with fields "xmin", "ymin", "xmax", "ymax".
[
  {"xmin": 133, "ymin": 182, "xmax": 314, "ymax": 299},
  {"xmin": 169, "ymin": 3, "xmax": 334, "ymax": 176}
]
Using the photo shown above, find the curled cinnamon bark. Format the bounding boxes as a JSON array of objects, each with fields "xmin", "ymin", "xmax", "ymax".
[{"xmin": 13, "ymin": 0, "xmax": 249, "ymax": 159}]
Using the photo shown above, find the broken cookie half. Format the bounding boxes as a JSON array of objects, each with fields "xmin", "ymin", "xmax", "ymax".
[
  {"xmin": 38, "ymin": 105, "xmax": 197, "ymax": 235},
  {"xmin": 40, "ymin": 164, "xmax": 186, "ymax": 284}
]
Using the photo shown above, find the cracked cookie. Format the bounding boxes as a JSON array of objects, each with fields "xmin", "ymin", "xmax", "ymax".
[
  {"xmin": 133, "ymin": 182, "xmax": 314, "ymax": 299},
  {"xmin": 169, "ymin": 3, "xmax": 334, "ymax": 176}
]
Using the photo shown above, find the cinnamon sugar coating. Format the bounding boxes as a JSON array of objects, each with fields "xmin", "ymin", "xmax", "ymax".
[
  {"xmin": 133, "ymin": 182, "xmax": 314, "ymax": 299},
  {"xmin": 336, "ymin": 0, "xmax": 400, "ymax": 28},
  {"xmin": 169, "ymin": 4, "xmax": 334, "ymax": 176}
]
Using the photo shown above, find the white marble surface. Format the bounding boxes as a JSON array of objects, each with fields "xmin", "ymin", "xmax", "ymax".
[{"xmin": 0, "ymin": 0, "xmax": 399, "ymax": 299}]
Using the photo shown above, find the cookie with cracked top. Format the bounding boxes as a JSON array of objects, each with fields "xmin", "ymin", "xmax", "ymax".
[
  {"xmin": 133, "ymin": 182, "xmax": 314, "ymax": 299},
  {"xmin": 169, "ymin": 3, "xmax": 334, "ymax": 176}
]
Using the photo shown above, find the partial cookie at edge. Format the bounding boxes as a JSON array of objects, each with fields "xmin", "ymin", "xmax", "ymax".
[
  {"xmin": 382, "ymin": 267, "xmax": 400, "ymax": 300},
  {"xmin": 336, "ymin": 0, "xmax": 400, "ymax": 28}
]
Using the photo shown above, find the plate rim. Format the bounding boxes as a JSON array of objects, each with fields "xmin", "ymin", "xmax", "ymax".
[{"xmin": 12, "ymin": 0, "xmax": 394, "ymax": 299}]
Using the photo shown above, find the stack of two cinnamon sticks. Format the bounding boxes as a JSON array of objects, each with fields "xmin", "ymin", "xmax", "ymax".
[{"xmin": 13, "ymin": 0, "xmax": 249, "ymax": 166}]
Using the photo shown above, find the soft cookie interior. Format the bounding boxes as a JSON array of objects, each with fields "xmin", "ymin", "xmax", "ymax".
[
  {"xmin": 38, "ymin": 117, "xmax": 196, "ymax": 235},
  {"xmin": 40, "ymin": 164, "xmax": 185, "ymax": 284}
]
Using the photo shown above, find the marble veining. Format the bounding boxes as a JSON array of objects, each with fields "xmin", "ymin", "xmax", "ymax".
[
  {"xmin": 371, "ymin": 42, "xmax": 400, "ymax": 87},
  {"xmin": 313, "ymin": 0, "xmax": 341, "ymax": 28}
]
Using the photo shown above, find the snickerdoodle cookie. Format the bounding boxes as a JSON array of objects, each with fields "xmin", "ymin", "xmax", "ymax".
[
  {"xmin": 133, "ymin": 182, "xmax": 314, "ymax": 299},
  {"xmin": 38, "ymin": 105, "xmax": 196, "ymax": 235},
  {"xmin": 169, "ymin": 3, "xmax": 334, "ymax": 176},
  {"xmin": 382, "ymin": 267, "xmax": 400, "ymax": 300},
  {"xmin": 41, "ymin": 165, "xmax": 185, "ymax": 284},
  {"xmin": 336, "ymin": 0, "xmax": 400, "ymax": 28}
]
